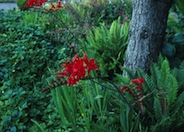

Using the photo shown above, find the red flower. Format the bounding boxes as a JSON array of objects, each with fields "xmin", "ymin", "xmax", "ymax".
[
  {"xmin": 50, "ymin": 2, "xmax": 55, "ymax": 9},
  {"xmin": 49, "ymin": 1, "xmax": 63, "ymax": 11},
  {"xmin": 131, "ymin": 78, "xmax": 145, "ymax": 85},
  {"xmin": 25, "ymin": 0, "xmax": 47, "ymax": 7},
  {"xmin": 72, "ymin": 54, "xmax": 79, "ymax": 62},
  {"xmin": 135, "ymin": 85, "xmax": 143, "ymax": 90},
  {"xmin": 57, "ymin": 1, "xmax": 62, "ymax": 8},
  {"xmin": 120, "ymin": 78, "xmax": 145, "ymax": 94},
  {"xmin": 57, "ymin": 70, "xmax": 68, "ymax": 77},
  {"xmin": 82, "ymin": 52, "xmax": 99, "ymax": 75},
  {"xmin": 57, "ymin": 52, "xmax": 99, "ymax": 86},
  {"xmin": 120, "ymin": 86, "xmax": 129, "ymax": 93},
  {"xmin": 68, "ymin": 75, "xmax": 78, "ymax": 86}
]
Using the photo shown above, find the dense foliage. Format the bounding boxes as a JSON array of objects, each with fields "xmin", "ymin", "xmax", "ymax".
[
  {"xmin": 0, "ymin": 11, "xmax": 69, "ymax": 131},
  {"xmin": 0, "ymin": 0, "xmax": 184, "ymax": 131}
]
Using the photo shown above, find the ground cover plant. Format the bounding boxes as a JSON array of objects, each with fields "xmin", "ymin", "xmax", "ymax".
[
  {"xmin": 0, "ymin": 0, "xmax": 184, "ymax": 131},
  {"xmin": 0, "ymin": 11, "xmax": 63, "ymax": 131}
]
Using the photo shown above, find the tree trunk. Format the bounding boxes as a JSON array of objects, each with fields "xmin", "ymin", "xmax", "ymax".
[{"xmin": 124, "ymin": 0, "xmax": 173, "ymax": 73}]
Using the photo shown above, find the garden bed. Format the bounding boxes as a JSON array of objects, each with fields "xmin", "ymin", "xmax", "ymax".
[{"xmin": 0, "ymin": 0, "xmax": 184, "ymax": 131}]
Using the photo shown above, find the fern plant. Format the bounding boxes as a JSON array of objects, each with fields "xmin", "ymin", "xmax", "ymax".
[
  {"xmin": 118, "ymin": 55, "xmax": 184, "ymax": 131},
  {"xmin": 172, "ymin": 61, "xmax": 184, "ymax": 89},
  {"xmin": 136, "ymin": 56, "xmax": 184, "ymax": 131},
  {"xmin": 80, "ymin": 18, "xmax": 129, "ymax": 77}
]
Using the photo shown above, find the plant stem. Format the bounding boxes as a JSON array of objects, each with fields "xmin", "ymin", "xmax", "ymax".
[
  {"xmin": 49, "ymin": 11, "xmax": 80, "ymax": 44},
  {"xmin": 89, "ymin": 77, "xmax": 132, "ymax": 108}
]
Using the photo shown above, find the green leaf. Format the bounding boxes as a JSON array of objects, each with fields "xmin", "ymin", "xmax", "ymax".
[
  {"xmin": 115, "ymin": 73, "xmax": 130, "ymax": 84},
  {"xmin": 31, "ymin": 119, "xmax": 45, "ymax": 132},
  {"xmin": 94, "ymin": 95, "xmax": 103, "ymax": 100},
  {"xmin": 171, "ymin": 91, "xmax": 184, "ymax": 114},
  {"xmin": 150, "ymin": 63, "xmax": 160, "ymax": 87},
  {"xmin": 160, "ymin": 60, "xmax": 170, "ymax": 85},
  {"xmin": 172, "ymin": 33, "xmax": 184, "ymax": 44},
  {"xmin": 120, "ymin": 67, "xmax": 135, "ymax": 79},
  {"xmin": 154, "ymin": 97, "xmax": 162, "ymax": 120},
  {"xmin": 137, "ymin": 68, "xmax": 156, "ymax": 94},
  {"xmin": 176, "ymin": 0, "xmax": 184, "ymax": 12},
  {"xmin": 165, "ymin": 75, "xmax": 178, "ymax": 105}
]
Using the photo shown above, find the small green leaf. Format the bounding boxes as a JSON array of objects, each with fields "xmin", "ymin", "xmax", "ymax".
[
  {"xmin": 154, "ymin": 97, "xmax": 162, "ymax": 120},
  {"xmin": 94, "ymin": 95, "xmax": 103, "ymax": 100},
  {"xmin": 172, "ymin": 33, "xmax": 184, "ymax": 44}
]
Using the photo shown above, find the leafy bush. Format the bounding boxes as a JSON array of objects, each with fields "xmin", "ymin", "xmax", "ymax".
[
  {"xmin": 65, "ymin": 0, "xmax": 131, "ymax": 27},
  {"xmin": 89, "ymin": 0, "xmax": 129, "ymax": 25},
  {"xmin": 137, "ymin": 57, "xmax": 184, "ymax": 131},
  {"xmin": 16, "ymin": 0, "xmax": 27, "ymax": 9},
  {"xmin": 46, "ymin": 53, "xmax": 184, "ymax": 131},
  {"xmin": 0, "ymin": 11, "xmax": 69, "ymax": 131},
  {"xmin": 80, "ymin": 18, "xmax": 129, "ymax": 77},
  {"xmin": 47, "ymin": 72, "xmax": 123, "ymax": 131},
  {"xmin": 164, "ymin": 0, "xmax": 184, "ymax": 67},
  {"xmin": 21, "ymin": 11, "xmax": 49, "ymax": 30}
]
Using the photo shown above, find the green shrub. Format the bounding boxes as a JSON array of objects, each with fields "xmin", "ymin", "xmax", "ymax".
[
  {"xmin": 46, "ymin": 54, "xmax": 184, "ymax": 131},
  {"xmin": 90, "ymin": 0, "xmax": 129, "ymax": 25},
  {"xmin": 80, "ymin": 18, "xmax": 129, "ymax": 77},
  {"xmin": 21, "ymin": 11, "xmax": 49, "ymax": 30},
  {"xmin": 0, "ymin": 11, "xmax": 68, "ymax": 131},
  {"xmin": 48, "ymin": 75, "xmax": 122, "ymax": 131},
  {"xmin": 136, "ymin": 57, "xmax": 184, "ymax": 131},
  {"xmin": 164, "ymin": 0, "xmax": 184, "ymax": 67},
  {"xmin": 16, "ymin": 0, "xmax": 27, "ymax": 9}
]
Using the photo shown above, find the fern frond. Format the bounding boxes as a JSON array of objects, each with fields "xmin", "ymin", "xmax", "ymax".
[
  {"xmin": 121, "ymin": 22, "xmax": 129, "ymax": 44},
  {"xmin": 120, "ymin": 67, "xmax": 135, "ymax": 79},
  {"xmin": 165, "ymin": 75, "xmax": 178, "ymax": 105},
  {"xmin": 151, "ymin": 117, "xmax": 172, "ymax": 132},
  {"xmin": 110, "ymin": 18, "xmax": 119, "ymax": 41},
  {"xmin": 157, "ymin": 54, "xmax": 165, "ymax": 67},
  {"xmin": 137, "ymin": 69, "xmax": 156, "ymax": 92},
  {"xmin": 115, "ymin": 73, "xmax": 130, "ymax": 85},
  {"xmin": 150, "ymin": 63, "xmax": 160, "ymax": 87},
  {"xmin": 160, "ymin": 60, "xmax": 170, "ymax": 86},
  {"xmin": 82, "ymin": 18, "xmax": 129, "ymax": 76},
  {"xmin": 171, "ymin": 67, "xmax": 184, "ymax": 89},
  {"xmin": 154, "ymin": 97, "xmax": 163, "ymax": 120},
  {"xmin": 170, "ymin": 91, "xmax": 184, "ymax": 115}
]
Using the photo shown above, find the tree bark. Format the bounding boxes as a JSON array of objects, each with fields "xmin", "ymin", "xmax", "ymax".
[{"xmin": 124, "ymin": 0, "xmax": 173, "ymax": 73}]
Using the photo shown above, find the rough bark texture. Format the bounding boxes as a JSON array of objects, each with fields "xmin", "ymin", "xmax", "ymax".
[{"xmin": 124, "ymin": 0, "xmax": 173, "ymax": 73}]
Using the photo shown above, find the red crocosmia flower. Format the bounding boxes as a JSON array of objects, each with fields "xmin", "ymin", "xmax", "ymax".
[
  {"xmin": 72, "ymin": 60, "xmax": 86, "ymax": 78},
  {"xmin": 57, "ymin": 1, "xmax": 62, "ymax": 8},
  {"xmin": 49, "ymin": 1, "xmax": 63, "ymax": 11},
  {"xmin": 65, "ymin": 64, "xmax": 73, "ymax": 74},
  {"xmin": 120, "ymin": 86, "xmax": 129, "ymax": 93},
  {"xmin": 50, "ymin": 3, "xmax": 55, "ymax": 8},
  {"xmin": 68, "ymin": 76, "xmax": 77, "ymax": 86},
  {"xmin": 25, "ymin": 0, "xmax": 47, "ymax": 7},
  {"xmin": 135, "ymin": 85, "xmax": 143, "ymax": 90},
  {"xmin": 88, "ymin": 59, "xmax": 99, "ymax": 70},
  {"xmin": 72, "ymin": 54, "xmax": 79, "ymax": 62},
  {"xmin": 57, "ymin": 52, "xmax": 99, "ymax": 86},
  {"xmin": 131, "ymin": 78, "xmax": 145, "ymax": 84},
  {"xmin": 57, "ymin": 71, "xmax": 68, "ymax": 77},
  {"xmin": 82, "ymin": 52, "xmax": 88, "ymax": 63},
  {"xmin": 82, "ymin": 52, "xmax": 99, "ymax": 75}
]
